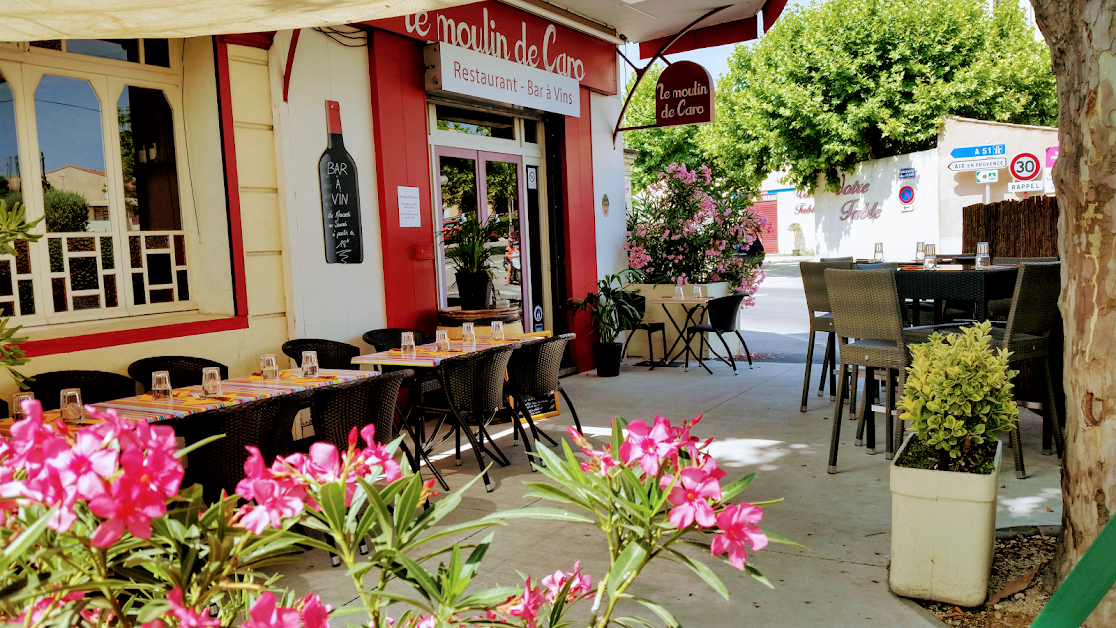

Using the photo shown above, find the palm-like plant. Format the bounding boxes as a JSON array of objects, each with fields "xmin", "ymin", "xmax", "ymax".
[
  {"xmin": 568, "ymin": 270, "xmax": 645, "ymax": 344},
  {"xmin": 0, "ymin": 199, "xmax": 41, "ymax": 388}
]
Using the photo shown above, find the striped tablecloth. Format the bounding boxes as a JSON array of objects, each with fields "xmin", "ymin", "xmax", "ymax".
[
  {"xmin": 0, "ymin": 369, "xmax": 373, "ymax": 435},
  {"xmin": 352, "ymin": 336, "xmax": 544, "ymax": 368}
]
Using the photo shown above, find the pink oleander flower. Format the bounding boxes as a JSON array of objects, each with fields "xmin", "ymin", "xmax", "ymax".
[
  {"xmin": 48, "ymin": 431, "xmax": 117, "ymax": 501},
  {"xmin": 89, "ymin": 471, "xmax": 170, "ymax": 547},
  {"xmin": 620, "ymin": 416, "xmax": 681, "ymax": 476},
  {"xmin": 356, "ymin": 425, "xmax": 402, "ymax": 484},
  {"xmin": 242, "ymin": 592, "xmax": 300, "ymax": 628},
  {"xmin": 237, "ymin": 479, "xmax": 306, "ymax": 535},
  {"xmin": 568, "ymin": 426, "xmax": 620, "ymax": 474},
  {"xmin": 166, "ymin": 588, "xmax": 220, "ymax": 628},
  {"xmin": 711, "ymin": 503, "xmax": 768, "ymax": 569},
  {"xmin": 541, "ymin": 561, "xmax": 592, "ymax": 603},
  {"xmin": 661, "ymin": 466, "xmax": 721, "ymax": 529},
  {"xmin": 498, "ymin": 578, "xmax": 545, "ymax": 628},
  {"xmin": 299, "ymin": 593, "xmax": 332, "ymax": 628}
]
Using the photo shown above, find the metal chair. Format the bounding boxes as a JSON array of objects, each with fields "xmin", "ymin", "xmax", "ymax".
[
  {"xmin": 409, "ymin": 344, "xmax": 517, "ymax": 492},
  {"xmin": 505, "ymin": 334, "xmax": 582, "ymax": 465},
  {"xmin": 128, "ymin": 356, "xmax": 229, "ymax": 393},
  {"xmin": 28, "ymin": 370, "xmax": 139, "ymax": 410},
  {"xmin": 684, "ymin": 293, "xmax": 751, "ymax": 374},
  {"xmin": 906, "ymin": 262, "xmax": 1064, "ymax": 478},
  {"xmin": 362, "ymin": 328, "xmax": 433, "ymax": 352},
  {"xmin": 799, "ymin": 261, "xmax": 854, "ymax": 411},
  {"xmin": 282, "ymin": 339, "xmax": 361, "ymax": 370},
  {"xmin": 619, "ymin": 293, "xmax": 667, "ymax": 369}
]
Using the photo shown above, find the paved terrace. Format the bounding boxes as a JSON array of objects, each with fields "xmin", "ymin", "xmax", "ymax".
[{"xmin": 273, "ymin": 257, "xmax": 1062, "ymax": 627}]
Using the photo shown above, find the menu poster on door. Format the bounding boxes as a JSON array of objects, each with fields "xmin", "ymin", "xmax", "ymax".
[{"xmin": 398, "ymin": 186, "xmax": 422, "ymax": 227}]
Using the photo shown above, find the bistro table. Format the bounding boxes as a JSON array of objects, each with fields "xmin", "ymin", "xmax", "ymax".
[
  {"xmin": 893, "ymin": 265, "xmax": 1018, "ymax": 323},
  {"xmin": 647, "ymin": 296, "xmax": 711, "ymax": 367}
]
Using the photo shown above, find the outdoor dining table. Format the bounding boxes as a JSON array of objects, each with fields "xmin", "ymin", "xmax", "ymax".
[
  {"xmin": 647, "ymin": 296, "xmax": 712, "ymax": 365},
  {"xmin": 893, "ymin": 265, "xmax": 1018, "ymax": 323}
]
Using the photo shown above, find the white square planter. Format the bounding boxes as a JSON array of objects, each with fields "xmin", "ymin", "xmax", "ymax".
[
  {"xmin": 889, "ymin": 433, "xmax": 1002, "ymax": 607},
  {"xmin": 624, "ymin": 282, "xmax": 742, "ymax": 361}
]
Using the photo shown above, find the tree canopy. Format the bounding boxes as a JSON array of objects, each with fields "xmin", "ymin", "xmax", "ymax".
[{"xmin": 645, "ymin": 0, "xmax": 1057, "ymax": 195}]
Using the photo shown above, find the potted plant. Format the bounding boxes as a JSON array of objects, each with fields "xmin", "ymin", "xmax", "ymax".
[
  {"xmin": 569, "ymin": 269, "xmax": 644, "ymax": 377},
  {"xmin": 891, "ymin": 321, "xmax": 1020, "ymax": 606},
  {"xmin": 443, "ymin": 212, "xmax": 507, "ymax": 310}
]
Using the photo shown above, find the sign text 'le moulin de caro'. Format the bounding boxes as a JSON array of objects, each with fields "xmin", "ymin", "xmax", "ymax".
[{"xmin": 654, "ymin": 61, "xmax": 714, "ymax": 128}]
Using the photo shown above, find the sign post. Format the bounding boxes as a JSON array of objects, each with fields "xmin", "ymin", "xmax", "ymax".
[{"xmin": 976, "ymin": 170, "xmax": 999, "ymax": 203}]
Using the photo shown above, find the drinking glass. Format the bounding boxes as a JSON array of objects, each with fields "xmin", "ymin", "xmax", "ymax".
[
  {"xmin": 975, "ymin": 241, "xmax": 990, "ymax": 269},
  {"xmin": 400, "ymin": 332, "xmax": 417, "ymax": 359},
  {"xmin": 923, "ymin": 244, "xmax": 937, "ymax": 270},
  {"xmin": 674, "ymin": 286, "xmax": 684, "ymax": 300},
  {"xmin": 915, "ymin": 242, "xmax": 926, "ymax": 263},
  {"xmin": 873, "ymin": 243, "xmax": 884, "ymax": 262},
  {"xmin": 10, "ymin": 392, "xmax": 33, "ymax": 421},
  {"xmin": 152, "ymin": 371, "xmax": 173, "ymax": 402},
  {"xmin": 462, "ymin": 322, "xmax": 477, "ymax": 350},
  {"xmin": 435, "ymin": 329, "xmax": 451, "ymax": 352},
  {"xmin": 491, "ymin": 321, "xmax": 505, "ymax": 341},
  {"xmin": 201, "ymin": 367, "xmax": 223, "ymax": 397},
  {"xmin": 301, "ymin": 351, "xmax": 319, "ymax": 377},
  {"xmin": 692, "ymin": 285, "xmax": 702, "ymax": 299},
  {"xmin": 60, "ymin": 388, "xmax": 83, "ymax": 422},
  {"xmin": 260, "ymin": 354, "xmax": 279, "ymax": 380}
]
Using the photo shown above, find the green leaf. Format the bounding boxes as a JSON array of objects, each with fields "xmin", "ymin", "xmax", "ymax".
[
  {"xmin": 318, "ymin": 481, "xmax": 348, "ymax": 532},
  {"xmin": 744, "ymin": 563, "xmax": 774, "ymax": 589},
  {"xmin": 719, "ymin": 472, "xmax": 756, "ymax": 502},
  {"xmin": 630, "ymin": 595, "xmax": 682, "ymax": 628},
  {"xmin": 3, "ymin": 507, "xmax": 54, "ymax": 560},
  {"xmin": 760, "ymin": 529, "xmax": 808, "ymax": 550},
  {"xmin": 483, "ymin": 507, "xmax": 593, "ymax": 524},
  {"xmin": 665, "ymin": 548, "xmax": 729, "ymax": 600},
  {"xmin": 607, "ymin": 542, "xmax": 648, "ymax": 596}
]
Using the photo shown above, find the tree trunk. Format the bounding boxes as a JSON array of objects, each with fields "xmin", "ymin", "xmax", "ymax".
[{"xmin": 1030, "ymin": 2, "xmax": 1116, "ymax": 625}]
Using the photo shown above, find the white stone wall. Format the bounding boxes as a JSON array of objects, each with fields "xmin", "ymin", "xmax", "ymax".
[{"xmin": 591, "ymin": 90, "xmax": 628, "ymax": 279}]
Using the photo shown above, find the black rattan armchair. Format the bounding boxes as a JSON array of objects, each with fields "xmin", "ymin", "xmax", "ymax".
[
  {"xmin": 282, "ymin": 339, "xmax": 361, "ymax": 370},
  {"xmin": 362, "ymin": 328, "xmax": 433, "ymax": 352},
  {"xmin": 308, "ymin": 370, "xmax": 411, "ymax": 452},
  {"xmin": 29, "ymin": 370, "xmax": 139, "ymax": 410},
  {"xmin": 128, "ymin": 356, "xmax": 230, "ymax": 393},
  {"xmin": 799, "ymin": 260, "xmax": 855, "ymax": 411},
  {"xmin": 505, "ymin": 334, "xmax": 582, "ymax": 465},
  {"xmin": 684, "ymin": 294, "xmax": 751, "ymax": 374}
]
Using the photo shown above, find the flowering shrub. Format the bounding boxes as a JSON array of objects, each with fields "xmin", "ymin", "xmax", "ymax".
[
  {"xmin": 626, "ymin": 163, "xmax": 767, "ymax": 304},
  {"xmin": 1, "ymin": 398, "xmax": 793, "ymax": 628}
]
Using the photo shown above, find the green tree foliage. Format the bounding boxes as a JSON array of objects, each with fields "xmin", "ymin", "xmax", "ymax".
[
  {"xmin": 43, "ymin": 187, "xmax": 89, "ymax": 233},
  {"xmin": 702, "ymin": 0, "xmax": 1058, "ymax": 193},
  {"xmin": 622, "ymin": 64, "xmax": 713, "ymax": 192}
]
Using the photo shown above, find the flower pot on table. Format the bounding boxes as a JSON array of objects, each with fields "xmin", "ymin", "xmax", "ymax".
[
  {"xmin": 889, "ymin": 433, "xmax": 1002, "ymax": 607},
  {"xmin": 455, "ymin": 271, "xmax": 492, "ymax": 310},
  {"xmin": 592, "ymin": 342, "xmax": 623, "ymax": 377}
]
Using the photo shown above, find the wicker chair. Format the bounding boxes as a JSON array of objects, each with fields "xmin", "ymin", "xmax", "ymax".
[
  {"xmin": 800, "ymin": 261, "xmax": 855, "ymax": 411},
  {"xmin": 307, "ymin": 370, "xmax": 411, "ymax": 452},
  {"xmin": 854, "ymin": 262, "xmax": 899, "ymax": 271},
  {"xmin": 282, "ymin": 339, "xmax": 361, "ymax": 370},
  {"xmin": 619, "ymin": 293, "xmax": 667, "ymax": 369},
  {"xmin": 409, "ymin": 344, "xmax": 517, "ymax": 492},
  {"xmin": 28, "ymin": 370, "xmax": 139, "ymax": 410},
  {"xmin": 987, "ymin": 258, "xmax": 1059, "ymax": 320},
  {"xmin": 905, "ymin": 262, "xmax": 1064, "ymax": 478},
  {"xmin": 505, "ymin": 334, "xmax": 582, "ymax": 463},
  {"xmin": 362, "ymin": 328, "xmax": 433, "ymax": 352},
  {"xmin": 683, "ymin": 294, "xmax": 751, "ymax": 374},
  {"xmin": 824, "ymin": 269, "xmax": 936, "ymax": 472},
  {"xmin": 128, "ymin": 356, "xmax": 230, "ymax": 393}
]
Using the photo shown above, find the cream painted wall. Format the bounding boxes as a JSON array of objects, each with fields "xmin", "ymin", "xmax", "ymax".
[
  {"xmin": 814, "ymin": 149, "xmax": 939, "ymax": 260},
  {"xmin": 776, "ymin": 190, "xmax": 816, "ymax": 255},
  {"xmin": 591, "ymin": 90, "xmax": 628, "ymax": 279},
  {"xmin": 935, "ymin": 116, "xmax": 1058, "ymax": 253},
  {"xmin": 1, "ymin": 41, "xmax": 292, "ymax": 402},
  {"xmin": 268, "ymin": 30, "xmax": 386, "ymax": 350}
]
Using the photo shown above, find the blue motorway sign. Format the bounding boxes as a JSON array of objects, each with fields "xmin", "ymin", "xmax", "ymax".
[{"xmin": 950, "ymin": 144, "xmax": 1006, "ymax": 159}]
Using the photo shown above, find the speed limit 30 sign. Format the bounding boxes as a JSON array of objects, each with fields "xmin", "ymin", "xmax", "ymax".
[{"xmin": 1010, "ymin": 153, "xmax": 1041, "ymax": 181}]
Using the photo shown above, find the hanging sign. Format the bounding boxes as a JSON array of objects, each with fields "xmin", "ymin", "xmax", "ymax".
[
  {"xmin": 425, "ymin": 43, "xmax": 580, "ymax": 117},
  {"xmin": 1009, "ymin": 152, "xmax": 1041, "ymax": 181},
  {"xmin": 655, "ymin": 61, "xmax": 714, "ymax": 128}
]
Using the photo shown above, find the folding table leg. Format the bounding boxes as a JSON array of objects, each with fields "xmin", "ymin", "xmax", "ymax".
[
  {"xmin": 827, "ymin": 363, "xmax": 849, "ymax": 474},
  {"xmin": 733, "ymin": 330, "xmax": 752, "ymax": 368}
]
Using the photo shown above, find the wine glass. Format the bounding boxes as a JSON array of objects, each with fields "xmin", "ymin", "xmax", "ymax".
[
  {"xmin": 975, "ymin": 242, "xmax": 990, "ymax": 268},
  {"xmin": 60, "ymin": 389, "xmax": 83, "ymax": 422},
  {"xmin": 873, "ymin": 243, "xmax": 884, "ymax": 262},
  {"xmin": 462, "ymin": 322, "xmax": 477, "ymax": 350},
  {"xmin": 152, "ymin": 371, "xmax": 172, "ymax": 402},
  {"xmin": 491, "ymin": 321, "xmax": 505, "ymax": 341},
  {"xmin": 435, "ymin": 330, "xmax": 451, "ymax": 352},
  {"xmin": 301, "ymin": 351, "xmax": 319, "ymax": 377},
  {"xmin": 692, "ymin": 285, "xmax": 702, "ymax": 299},
  {"xmin": 923, "ymin": 244, "xmax": 937, "ymax": 270},
  {"xmin": 400, "ymin": 332, "xmax": 417, "ymax": 359},
  {"xmin": 202, "ymin": 367, "xmax": 223, "ymax": 397},
  {"xmin": 915, "ymin": 242, "xmax": 926, "ymax": 263},
  {"xmin": 674, "ymin": 286, "xmax": 684, "ymax": 300},
  {"xmin": 260, "ymin": 354, "xmax": 279, "ymax": 380},
  {"xmin": 10, "ymin": 392, "xmax": 33, "ymax": 421}
]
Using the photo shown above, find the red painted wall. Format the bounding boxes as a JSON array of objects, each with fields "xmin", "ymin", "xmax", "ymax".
[
  {"xmin": 367, "ymin": 30, "xmax": 439, "ymax": 333},
  {"xmin": 561, "ymin": 86, "xmax": 599, "ymax": 371}
]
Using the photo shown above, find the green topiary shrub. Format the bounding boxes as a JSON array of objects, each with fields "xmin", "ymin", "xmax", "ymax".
[
  {"xmin": 43, "ymin": 188, "xmax": 89, "ymax": 233},
  {"xmin": 897, "ymin": 321, "xmax": 1019, "ymax": 473}
]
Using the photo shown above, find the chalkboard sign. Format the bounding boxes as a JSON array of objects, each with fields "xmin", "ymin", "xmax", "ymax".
[
  {"xmin": 512, "ymin": 391, "xmax": 561, "ymax": 420},
  {"xmin": 319, "ymin": 100, "xmax": 363, "ymax": 264}
]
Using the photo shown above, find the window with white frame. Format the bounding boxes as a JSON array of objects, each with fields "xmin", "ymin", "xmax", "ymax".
[{"xmin": 0, "ymin": 39, "xmax": 195, "ymax": 325}]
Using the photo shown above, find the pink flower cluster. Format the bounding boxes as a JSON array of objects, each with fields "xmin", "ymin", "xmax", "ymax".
[
  {"xmin": 0, "ymin": 399, "xmax": 184, "ymax": 547},
  {"xmin": 142, "ymin": 589, "xmax": 330, "ymax": 628},
  {"xmin": 625, "ymin": 243, "xmax": 651, "ymax": 270},
  {"xmin": 568, "ymin": 416, "xmax": 768, "ymax": 570},
  {"xmin": 235, "ymin": 424, "xmax": 401, "ymax": 535}
]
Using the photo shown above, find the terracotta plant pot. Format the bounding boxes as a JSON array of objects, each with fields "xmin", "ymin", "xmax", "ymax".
[
  {"xmin": 593, "ymin": 342, "xmax": 623, "ymax": 377},
  {"xmin": 456, "ymin": 271, "xmax": 491, "ymax": 310}
]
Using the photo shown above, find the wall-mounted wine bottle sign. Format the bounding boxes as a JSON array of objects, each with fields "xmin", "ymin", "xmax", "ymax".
[{"xmin": 319, "ymin": 100, "xmax": 363, "ymax": 263}]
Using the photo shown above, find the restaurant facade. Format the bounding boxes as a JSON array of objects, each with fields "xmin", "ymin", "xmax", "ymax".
[{"xmin": 0, "ymin": 0, "xmax": 635, "ymax": 401}]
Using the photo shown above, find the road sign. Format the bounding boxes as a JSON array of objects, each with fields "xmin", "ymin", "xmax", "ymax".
[
  {"xmin": 1010, "ymin": 153, "xmax": 1041, "ymax": 181},
  {"xmin": 899, "ymin": 167, "xmax": 916, "ymax": 179},
  {"xmin": 950, "ymin": 144, "xmax": 1006, "ymax": 159},
  {"xmin": 976, "ymin": 170, "xmax": 999, "ymax": 183},
  {"xmin": 1008, "ymin": 180, "xmax": 1044, "ymax": 193},
  {"xmin": 898, "ymin": 186, "xmax": 915, "ymax": 204},
  {"xmin": 948, "ymin": 157, "xmax": 1007, "ymax": 172}
]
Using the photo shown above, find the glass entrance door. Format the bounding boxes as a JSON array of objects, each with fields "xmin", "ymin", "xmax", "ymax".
[{"xmin": 434, "ymin": 147, "xmax": 530, "ymax": 319}]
